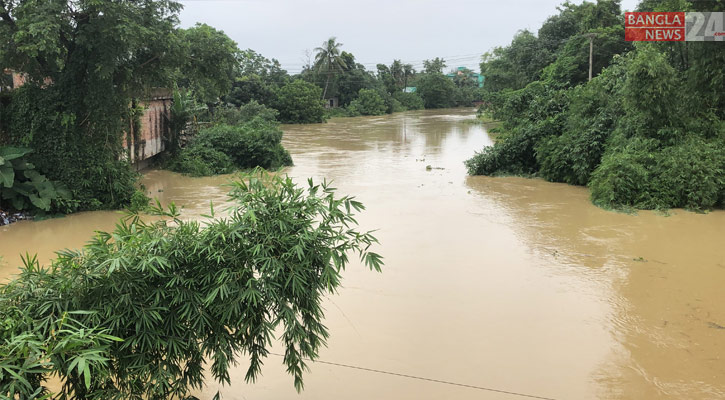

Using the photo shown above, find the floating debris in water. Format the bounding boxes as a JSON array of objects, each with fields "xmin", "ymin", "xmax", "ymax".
[
  {"xmin": 0, "ymin": 208, "xmax": 31, "ymax": 226},
  {"xmin": 708, "ymin": 322, "xmax": 725, "ymax": 330}
]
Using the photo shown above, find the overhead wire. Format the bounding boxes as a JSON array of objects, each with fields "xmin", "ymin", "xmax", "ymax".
[{"xmin": 268, "ymin": 352, "xmax": 560, "ymax": 400}]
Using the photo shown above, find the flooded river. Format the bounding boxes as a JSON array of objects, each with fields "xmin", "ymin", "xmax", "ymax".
[{"xmin": 1, "ymin": 108, "xmax": 724, "ymax": 399}]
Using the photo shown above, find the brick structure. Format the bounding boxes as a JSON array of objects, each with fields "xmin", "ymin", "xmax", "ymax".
[
  {"xmin": 3, "ymin": 70, "xmax": 171, "ymax": 170},
  {"xmin": 124, "ymin": 88, "xmax": 172, "ymax": 170}
]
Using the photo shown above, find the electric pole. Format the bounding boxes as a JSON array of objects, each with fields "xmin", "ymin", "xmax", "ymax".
[{"xmin": 584, "ymin": 33, "xmax": 598, "ymax": 82}]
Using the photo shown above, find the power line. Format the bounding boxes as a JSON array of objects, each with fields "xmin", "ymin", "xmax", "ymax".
[{"xmin": 268, "ymin": 352, "xmax": 559, "ymax": 400}]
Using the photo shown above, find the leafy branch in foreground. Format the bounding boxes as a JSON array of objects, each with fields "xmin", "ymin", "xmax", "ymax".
[{"xmin": 0, "ymin": 170, "xmax": 383, "ymax": 399}]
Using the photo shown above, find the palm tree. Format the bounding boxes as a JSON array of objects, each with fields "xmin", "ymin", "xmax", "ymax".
[
  {"xmin": 403, "ymin": 64, "xmax": 414, "ymax": 89},
  {"xmin": 314, "ymin": 37, "xmax": 347, "ymax": 100},
  {"xmin": 390, "ymin": 60, "xmax": 404, "ymax": 89}
]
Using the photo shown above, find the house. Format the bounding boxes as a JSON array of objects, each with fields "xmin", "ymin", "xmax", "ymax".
[{"xmin": 325, "ymin": 97, "xmax": 339, "ymax": 108}]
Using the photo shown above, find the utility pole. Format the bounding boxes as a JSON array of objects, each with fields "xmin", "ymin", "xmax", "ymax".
[{"xmin": 584, "ymin": 33, "xmax": 598, "ymax": 82}]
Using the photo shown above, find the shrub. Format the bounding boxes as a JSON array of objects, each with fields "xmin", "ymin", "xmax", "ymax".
[
  {"xmin": 393, "ymin": 91, "xmax": 424, "ymax": 111},
  {"xmin": 0, "ymin": 146, "xmax": 72, "ymax": 214},
  {"xmin": 213, "ymin": 100, "xmax": 279, "ymax": 126},
  {"xmin": 588, "ymin": 139, "xmax": 657, "ymax": 209},
  {"xmin": 347, "ymin": 89, "xmax": 387, "ymax": 116},
  {"xmin": 168, "ymin": 146, "xmax": 234, "ymax": 176},
  {"xmin": 0, "ymin": 172, "xmax": 383, "ymax": 399},
  {"xmin": 589, "ymin": 136, "xmax": 725, "ymax": 210},
  {"xmin": 272, "ymin": 80, "xmax": 326, "ymax": 124},
  {"xmin": 168, "ymin": 119, "xmax": 292, "ymax": 176},
  {"xmin": 416, "ymin": 74, "xmax": 456, "ymax": 109},
  {"xmin": 127, "ymin": 189, "xmax": 151, "ymax": 213},
  {"xmin": 465, "ymin": 115, "xmax": 563, "ymax": 176},
  {"xmin": 656, "ymin": 137, "xmax": 725, "ymax": 209}
]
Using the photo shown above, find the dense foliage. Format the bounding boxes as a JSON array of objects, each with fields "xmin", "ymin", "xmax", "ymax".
[
  {"xmin": 0, "ymin": 146, "xmax": 71, "ymax": 213},
  {"xmin": 168, "ymin": 116, "xmax": 292, "ymax": 176},
  {"xmin": 393, "ymin": 91, "xmax": 425, "ymax": 111},
  {"xmin": 175, "ymin": 23, "xmax": 240, "ymax": 105},
  {"xmin": 0, "ymin": 172, "xmax": 383, "ymax": 399},
  {"xmin": 416, "ymin": 73, "xmax": 457, "ymax": 109},
  {"xmin": 467, "ymin": 0, "xmax": 725, "ymax": 211},
  {"xmin": 347, "ymin": 89, "xmax": 387, "ymax": 116},
  {"xmin": 224, "ymin": 49, "xmax": 289, "ymax": 108},
  {"xmin": 272, "ymin": 80, "xmax": 326, "ymax": 124},
  {"xmin": 0, "ymin": 0, "xmax": 240, "ymax": 213}
]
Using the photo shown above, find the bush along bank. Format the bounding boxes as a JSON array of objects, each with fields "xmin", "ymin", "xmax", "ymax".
[
  {"xmin": 164, "ymin": 101, "xmax": 293, "ymax": 176},
  {"xmin": 466, "ymin": 1, "xmax": 725, "ymax": 212}
]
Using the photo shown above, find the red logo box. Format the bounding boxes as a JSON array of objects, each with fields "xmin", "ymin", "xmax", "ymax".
[{"xmin": 625, "ymin": 12, "xmax": 685, "ymax": 41}]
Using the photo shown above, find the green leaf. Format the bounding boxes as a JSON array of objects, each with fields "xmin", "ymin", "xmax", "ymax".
[
  {"xmin": 0, "ymin": 146, "xmax": 32, "ymax": 161},
  {"xmin": 0, "ymin": 166, "xmax": 14, "ymax": 188},
  {"xmin": 29, "ymin": 194, "xmax": 52, "ymax": 211}
]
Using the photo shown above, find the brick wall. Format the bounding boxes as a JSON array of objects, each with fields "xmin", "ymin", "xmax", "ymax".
[{"xmin": 124, "ymin": 89, "xmax": 172, "ymax": 169}]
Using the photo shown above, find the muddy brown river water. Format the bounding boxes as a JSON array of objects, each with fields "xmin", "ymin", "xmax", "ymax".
[{"xmin": 1, "ymin": 108, "xmax": 724, "ymax": 399}]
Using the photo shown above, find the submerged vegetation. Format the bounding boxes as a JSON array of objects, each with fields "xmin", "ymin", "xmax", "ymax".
[
  {"xmin": 167, "ymin": 119, "xmax": 293, "ymax": 176},
  {"xmin": 0, "ymin": 171, "xmax": 383, "ymax": 399},
  {"xmin": 466, "ymin": 0, "xmax": 725, "ymax": 211}
]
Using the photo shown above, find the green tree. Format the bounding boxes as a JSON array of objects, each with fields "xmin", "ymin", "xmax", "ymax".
[
  {"xmin": 238, "ymin": 49, "xmax": 288, "ymax": 85},
  {"xmin": 376, "ymin": 63, "xmax": 396, "ymax": 94},
  {"xmin": 479, "ymin": 30, "xmax": 552, "ymax": 91},
  {"xmin": 416, "ymin": 73, "xmax": 457, "ymax": 109},
  {"xmin": 273, "ymin": 80, "xmax": 326, "ymax": 123},
  {"xmin": 402, "ymin": 63, "xmax": 415, "ymax": 88},
  {"xmin": 348, "ymin": 88, "xmax": 387, "ymax": 116},
  {"xmin": 314, "ymin": 37, "xmax": 347, "ymax": 100},
  {"xmin": 175, "ymin": 23, "xmax": 240, "ymax": 104},
  {"xmin": 466, "ymin": 0, "xmax": 725, "ymax": 211},
  {"xmin": 0, "ymin": 0, "xmax": 183, "ymax": 210},
  {"xmin": 225, "ymin": 74, "xmax": 276, "ymax": 106},
  {"xmin": 393, "ymin": 91, "xmax": 424, "ymax": 111},
  {"xmin": 423, "ymin": 57, "xmax": 447, "ymax": 74},
  {"xmin": 333, "ymin": 52, "xmax": 378, "ymax": 106},
  {"xmin": 224, "ymin": 49, "xmax": 289, "ymax": 107}
]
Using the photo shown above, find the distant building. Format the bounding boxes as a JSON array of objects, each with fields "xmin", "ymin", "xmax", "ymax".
[
  {"xmin": 446, "ymin": 67, "xmax": 485, "ymax": 88},
  {"xmin": 325, "ymin": 97, "xmax": 339, "ymax": 108},
  {"xmin": 403, "ymin": 87, "xmax": 417, "ymax": 93}
]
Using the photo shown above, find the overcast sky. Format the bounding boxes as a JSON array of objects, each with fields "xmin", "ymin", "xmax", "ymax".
[{"xmin": 178, "ymin": 0, "xmax": 640, "ymax": 75}]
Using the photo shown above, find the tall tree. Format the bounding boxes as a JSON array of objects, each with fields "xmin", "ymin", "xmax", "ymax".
[
  {"xmin": 0, "ymin": 0, "xmax": 182, "ymax": 210},
  {"xmin": 176, "ymin": 23, "xmax": 240, "ymax": 104},
  {"xmin": 390, "ymin": 59, "xmax": 404, "ymax": 89},
  {"xmin": 403, "ymin": 63, "xmax": 414, "ymax": 88},
  {"xmin": 314, "ymin": 37, "xmax": 346, "ymax": 100},
  {"xmin": 423, "ymin": 57, "xmax": 446, "ymax": 74}
]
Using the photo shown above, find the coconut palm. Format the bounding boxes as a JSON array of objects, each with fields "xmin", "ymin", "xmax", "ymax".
[
  {"xmin": 314, "ymin": 37, "xmax": 347, "ymax": 100},
  {"xmin": 403, "ymin": 64, "xmax": 414, "ymax": 89},
  {"xmin": 390, "ymin": 60, "xmax": 404, "ymax": 89}
]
